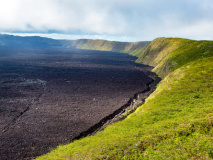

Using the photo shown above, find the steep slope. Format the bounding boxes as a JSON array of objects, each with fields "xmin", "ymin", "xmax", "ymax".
[
  {"xmin": 36, "ymin": 38, "xmax": 213, "ymax": 159},
  {"xmin": 68, "ymin": 39, "xmax": 150, "ymax": 57},
  {"xmin": 136, "ymin": 38, "xmax": 213, "ymax": 78}
]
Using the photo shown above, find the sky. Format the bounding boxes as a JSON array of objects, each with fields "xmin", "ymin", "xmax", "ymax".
[{"xmin": 0, "ymin": 0, "xmax": 213, "ymax": 42}]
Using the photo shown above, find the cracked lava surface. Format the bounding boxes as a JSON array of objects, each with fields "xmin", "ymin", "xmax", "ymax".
[{"xmin": 0, "ymin": 48, "xmax": 153, "ymax": 160}]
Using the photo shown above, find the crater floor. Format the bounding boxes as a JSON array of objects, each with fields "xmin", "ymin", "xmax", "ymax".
[{"xmin": 0, "ymin": 48, "xmax": 153, "ymax": 160}]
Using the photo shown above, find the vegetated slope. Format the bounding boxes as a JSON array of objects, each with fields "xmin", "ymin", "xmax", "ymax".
[
  {"xmin": 136, "ymin": 37, "xmax": 213, "ymax": 78},
  {"xmin": 69, "ymin": 39, "xmax": 150, "ymax": 57},
  {"xmin": 36, "ymin": 38, "xmax": 212, "ymax": 159}
]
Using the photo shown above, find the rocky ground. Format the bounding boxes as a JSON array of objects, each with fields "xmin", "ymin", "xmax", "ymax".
[{"xmin": 0, "ymin": 48, "xmax": 155, "ymax": 160}]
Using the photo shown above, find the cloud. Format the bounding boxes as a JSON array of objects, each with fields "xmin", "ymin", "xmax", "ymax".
[{"xmin": 0, "ymin": 0, "xmax": 213, "ymax": 41}]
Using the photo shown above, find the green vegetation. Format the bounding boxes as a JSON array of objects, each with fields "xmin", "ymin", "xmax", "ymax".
[
  {"xmin": 69, "ymin": 39, "xmax": 150, "ymax": 57},
  {"xmin": 136, "ymin": 38, "xmax": 213, "ymax": 78},
  {"xmin": 36, "ymin": 38, "xmax": 213, "ymax": 160}
]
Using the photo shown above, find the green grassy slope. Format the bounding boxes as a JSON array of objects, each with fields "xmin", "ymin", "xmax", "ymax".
[
  {"xmin": 36, "ymin": 38, "xmax": 213, "ymax": 160},
  {"xmin": 136, "ymin": 38, "xmax": 213, "ymax": 78},
  {"xmin": 69, "ymin": 39, "xmax": 150, "ymax": 57}
]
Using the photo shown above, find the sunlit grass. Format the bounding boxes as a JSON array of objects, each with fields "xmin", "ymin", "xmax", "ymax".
[{"xmin": 137, "ymin": 38, "xmax": 213, "ymax": 78}]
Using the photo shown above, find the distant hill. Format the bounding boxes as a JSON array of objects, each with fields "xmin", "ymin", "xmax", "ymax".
[
  {"xmin": 0, "ymin": 34, "xmax": 62, "ymax": 48},
  {"xmin": 0, "ymin": 34, "xmax": 150, "ymax": 57},
  {"xmin": 68, "ymin": 39, "xmax": 150, "ymax": 57},
  {"xmin": 36, "ymin": 37, "xmax": 213, "ymax": 159}
]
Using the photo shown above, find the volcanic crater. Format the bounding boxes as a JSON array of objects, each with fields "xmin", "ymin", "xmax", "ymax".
[{"xmin": 0, "ymin": 48, "xmax": 157, "ymax": 160}]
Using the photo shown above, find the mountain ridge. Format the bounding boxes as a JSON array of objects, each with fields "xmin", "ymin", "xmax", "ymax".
[
  {"xmin": 0, "ymin": 34, "xmax": 150, "ymax": 57},
  {"xmin": 68, "ymin": 39, "xmax": 150, "ymax": 57}
]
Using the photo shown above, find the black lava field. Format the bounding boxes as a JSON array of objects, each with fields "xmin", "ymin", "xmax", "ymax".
[{"xmin": 0, "ymin": 48, "xmax": 154, "ymax": 160}]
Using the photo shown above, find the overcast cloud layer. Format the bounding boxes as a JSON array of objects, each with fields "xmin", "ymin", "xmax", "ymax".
[{"xmin": 1, "ymin": 0, "xmax": 213, "ymax": 41}]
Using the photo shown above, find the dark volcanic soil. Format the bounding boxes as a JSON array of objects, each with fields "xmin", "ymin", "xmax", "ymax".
[{"xmin": 0, "ymin": 48, "xmax": 155, "ymax": 160}]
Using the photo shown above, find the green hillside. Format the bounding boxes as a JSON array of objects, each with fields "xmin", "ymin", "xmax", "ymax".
[
  {"xmin": 36, "ymin": 38, "xmax": 213, "ymax": 160},
  {"xmin": 136, "ymin": 38, "xmax": 213, "ymax": 78},
  {"xmin": 68, "ymin": 39, "xmax": 150, "ymax": 57}
]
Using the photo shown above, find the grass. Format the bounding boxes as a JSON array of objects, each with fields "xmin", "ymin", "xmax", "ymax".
[
  {"xmin": 136, "ymin": 38, "xmax": 213, "ymax": 78},
  {"xmin": 36, "ymin": 38, "xmax": 213, "ymax": 159}
]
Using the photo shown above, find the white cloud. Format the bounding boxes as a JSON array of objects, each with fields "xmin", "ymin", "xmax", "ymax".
[{"xmin": 0, "ymin": 0, "xmax": 213, "ymax": 41}]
